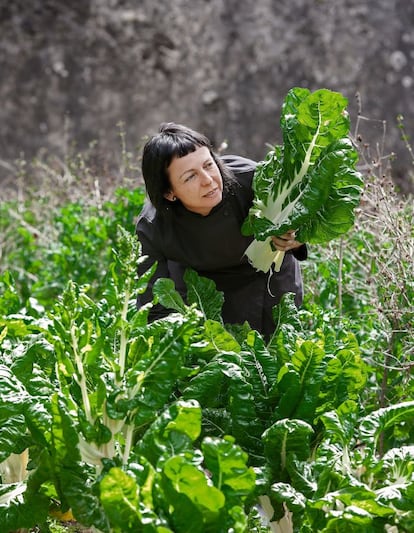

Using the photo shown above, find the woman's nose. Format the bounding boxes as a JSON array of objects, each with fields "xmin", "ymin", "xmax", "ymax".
[{"xmin": 200, "ymin": 170, "xmax": 213, "ymax": 184}]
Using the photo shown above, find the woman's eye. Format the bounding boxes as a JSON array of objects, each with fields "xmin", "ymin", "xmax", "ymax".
[{"xmin": 185, "ymin": 173, "xmax": 196, "ymax": 182}]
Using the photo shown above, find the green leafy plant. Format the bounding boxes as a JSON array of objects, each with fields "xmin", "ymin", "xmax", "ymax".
[
  {"xmin": 0, "ymin": 230, "xmax": 257, "ymax": 532},
  {"xmin": 301, "ymin": 107, "xmax": 414, "ymax": 419},
  {"xmin": 242, "ymin": 87, "xmax": 363, "ymax": 272},
  {"xmin": 0, "ymin": 91, "xmax": 412, "ymax": 533},
  {"xmin": 0, "ymin": 186, "xmax": 145, "ymax": 306}
]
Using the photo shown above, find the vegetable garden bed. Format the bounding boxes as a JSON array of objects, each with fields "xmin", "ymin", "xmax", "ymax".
[{"xmin": 1, "ymin": 89, "xmax": 413, "ymax": 533}]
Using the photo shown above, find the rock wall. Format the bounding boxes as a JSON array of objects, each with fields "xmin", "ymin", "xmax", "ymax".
[{"xmin": 1, "ymin": 0, "xmax": 413, "ymax": 191}]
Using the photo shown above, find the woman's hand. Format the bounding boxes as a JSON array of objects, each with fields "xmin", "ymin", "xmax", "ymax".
[{"xmin": 271, "ymin": 230, "xmax": 303, "ymax": 252}]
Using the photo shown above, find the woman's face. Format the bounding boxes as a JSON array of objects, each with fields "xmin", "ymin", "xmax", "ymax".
[{"xmin": 165, "ymin": 146, "xmax": 223, "ymax": 216}]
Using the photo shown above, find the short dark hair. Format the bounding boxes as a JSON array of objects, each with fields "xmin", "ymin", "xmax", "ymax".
[{"xmin": 141, "ymin": 122, "xmax": 234, "ymax": 210}]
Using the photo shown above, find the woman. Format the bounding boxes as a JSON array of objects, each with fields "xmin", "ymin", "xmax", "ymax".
[{"xmin": 136, "ymin": 122, "xmax": 307, "ymax": 337}]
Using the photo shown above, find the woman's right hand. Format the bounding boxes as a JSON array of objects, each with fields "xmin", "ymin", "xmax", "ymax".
[{"xmin": 271, "ymin": 230, "xmax": 302, "ymax": 252}]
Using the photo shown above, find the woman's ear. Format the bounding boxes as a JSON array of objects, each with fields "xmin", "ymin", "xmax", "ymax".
[{"xmin": 164, "ymin": 191, "xmax": 177, "ymax": 201}]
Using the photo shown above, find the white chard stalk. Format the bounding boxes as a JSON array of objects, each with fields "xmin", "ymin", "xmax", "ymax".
[{"xmin": 258, "ymin": 495, "xmax": 294, "ymax": 533}]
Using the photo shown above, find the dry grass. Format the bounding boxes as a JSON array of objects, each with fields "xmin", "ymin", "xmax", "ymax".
[{"xmin": 0, "ymin": 123, "xmax": 143, "ymax": 208}]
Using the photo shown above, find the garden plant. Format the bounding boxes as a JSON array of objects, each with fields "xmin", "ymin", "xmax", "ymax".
[{"xmin": 0, "ymin": 100, "xmax": 413, "ymax": 532}]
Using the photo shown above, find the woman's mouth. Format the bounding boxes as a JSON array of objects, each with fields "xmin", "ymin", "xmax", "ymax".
[{"xmin": 204, "ymin": 188, "xmax": 218, "ymax": 198}]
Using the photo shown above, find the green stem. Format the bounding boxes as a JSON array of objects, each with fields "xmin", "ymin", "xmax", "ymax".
[
  {"xmin": 281, "ymin": 432, "xmax": 287, "ymax": 471},
  {"xmin": 122, "ymin": 423, "xmax": 134, "ymax": 465},
  {"xmin": 70, "ymin": 323, "xmax": 93, "ymax": 425},
  {"xmin": 118, "ymin": 286, "xmax": 131, "ymax": 379},
  {"xmin": 338, "ymin": 238, "xmax": 344, "ymax": 316}
]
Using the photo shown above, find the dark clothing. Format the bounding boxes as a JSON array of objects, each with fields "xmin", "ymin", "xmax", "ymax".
[{"xmin": 136, "ymin": 155, "xmax": 307, "ymax": 337}]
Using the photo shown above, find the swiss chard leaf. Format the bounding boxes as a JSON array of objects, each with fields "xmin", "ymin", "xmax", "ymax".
[
  {"xmin": 242, "ymin": 87, "xmax": 363, "ymax": 273},
  {"xmin": 262, "ymin": 418, "xmax": 314, "ymax": 476},
  {"xmin": 184, "ymin": 268, "xmax": 224, "ymax": 322},
  {"xmin": 272, "ymin": 340, "xmax": 327, "ymax": 423},
  {"xmin": 201, "ymin": 435, "xmax": 256, "ymax": 504},
  {"xmin": 358, "ymin": 401, "xmax": 414, "ymax": 454},
  {"xmin": 153, "ymin": 278, "xmax": 187, "ymax": 314},
  {"xmin": 136, "ymin": 400, "xmax": 202, "ymax": 466},
  {"xmin": 99, "ymin": 468, "xmax": 142, "ymax": 532}
]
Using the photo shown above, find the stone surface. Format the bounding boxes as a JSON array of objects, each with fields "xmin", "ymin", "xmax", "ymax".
[{"xmin": 0, "ymin": 0, "xmax": 413, "ymax": 191}]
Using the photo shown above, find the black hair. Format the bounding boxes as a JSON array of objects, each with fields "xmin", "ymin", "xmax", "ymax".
[{"xmin": 141, "ymin": 122, "xmax": 234, "ymax": 210}]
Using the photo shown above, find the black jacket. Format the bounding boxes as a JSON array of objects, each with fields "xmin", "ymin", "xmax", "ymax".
[{"xmin": 136, "ymin": 155, "xmax": 307, "ymax": 337}]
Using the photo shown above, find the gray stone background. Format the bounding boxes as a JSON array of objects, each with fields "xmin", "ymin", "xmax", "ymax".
[{"xmin": 1, "ymin": 0, "xmax": 413, "ymax": 192}]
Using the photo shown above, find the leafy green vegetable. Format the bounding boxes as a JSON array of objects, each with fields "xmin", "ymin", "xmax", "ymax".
[
  {"xmin": 0, "ymin": 230, "xmax": 258, "ymax": 532},
  {"xmin": 242, "ymin": 87, "xmax": 364, "ymax": 272},
  {"xmin": 1, "ymin": 139, "xmax": 412, "ymax": 531}
]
